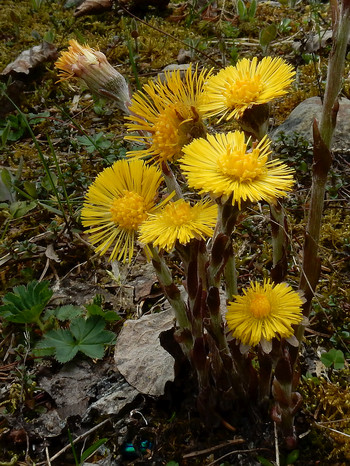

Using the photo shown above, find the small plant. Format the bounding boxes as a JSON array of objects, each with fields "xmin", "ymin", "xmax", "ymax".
[
  {"xmin": 259, "ymin": 24, "xmax": 277, "ymax": 54},
  {"xmin": 0, "ymin": 280, "xmax": 53, "ymax": 330},
  {"xmin": 0, "ymin": 281, "xmax": 118, "ymax": 363},
  {"xmin": 36, "ymin": 316, "xmax": 116, "ymax": 363},
  {"xmin": 321, "ymin": 348, "xmax": 345, "ymax": 370},
  {"xmin": 237, "ymin": 0, "xmax": 257, "ymax": 22},
  {"xmin": 68, "ymin": 429, "xmax": 108, "ymax": 466}
]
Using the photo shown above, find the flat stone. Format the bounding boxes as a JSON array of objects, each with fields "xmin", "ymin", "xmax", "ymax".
[
  {"xmin": 115, "ymin": 310, "xmax": 175, "ymax": 396},
  {"xmin": 272, "ymin": 97, "xmax": 350, "ymax": 155}
]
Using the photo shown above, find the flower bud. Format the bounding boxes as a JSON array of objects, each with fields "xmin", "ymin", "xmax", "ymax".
[{"xmin": 55, "ymin": 40, "xmax": 131, "ymax": 113}]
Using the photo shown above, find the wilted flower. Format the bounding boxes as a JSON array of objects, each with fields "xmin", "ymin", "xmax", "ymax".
[
  {"xmin": 180, "ymin": 131, "xmax": 294, "ymax": 208},
  {"xmin": 81, "ymin": 159, "xmax": 171, "ymax": 263},
  {"xmin": 226, "ymin": 279, "xmax": 304, "ymax": 348},
  {"xmin": 55, "ymin": 39, "xmax": 131, "ymax": 112},
  {"xmin": 125, "ymin": 65, "xmax": 211, "ymax": 164},
  {"xmin": 200, "ymin": 57, "xmax": 295, "ymax": 121},
  {"xmin": 139, "ymin": 198, "xmax": 217, "ymax": 252}
]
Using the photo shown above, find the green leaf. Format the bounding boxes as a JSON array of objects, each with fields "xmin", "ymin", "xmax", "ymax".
[
  {"xmin": 54, "ymin": 305, "xmax": 84, "ymax": 321},
  {"xmin": 69, "ymin": 316, "xmax": 116, "ymax": 359},
  {"xmin": 9, "ymin": 200, "xmax": 36, "ymax": 218},
  {"xmin": 248, "ymin": 0, "xmax": 257, "ymax": 19},
  {"xmin": 321, "ymin": 349, "xmax": 345, "ymax": 370},
  {"xmin": 36, "ymin": 316, "xmax": 115, "ymax": 363},
  {"xmin": 0, "ymin": 280, "xmax": 53, "ymax": 324},
  {"xmin": 23, "ymin": 181, "xmax": 38, "ymax": 199},
  {"xmin": 259, "ymin": 24, "xmax": 277, "ymax": 49},
  {"xmin": 80, "ymin": 438, "xmax": 108, "ymax": 463},
  {"xmin": 37, "ymin": 328, "xmax": 79, "ymax": 363},
  {"xmin": 85, "ymin": 303, "xmax": 121, "ymax": 322},
  {"xmin": 237, "ymin": 0, "xmax": 247, "ymax": 20},
  {"xmin": 257, "ymin": 456, "xmax": 274, "ymax": 466},
  {"xmin": 41, "ymin": 172, "xmax": 58, "ymax": 192},
  {"xmin": 286, "ymin": 449, "xmax": 299, "ymax": 464}
]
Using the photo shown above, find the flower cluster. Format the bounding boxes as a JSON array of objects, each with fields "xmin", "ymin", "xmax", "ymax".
[{"xmin": 57, "ymin": 44, "xmax": 300, "ymax": 350}]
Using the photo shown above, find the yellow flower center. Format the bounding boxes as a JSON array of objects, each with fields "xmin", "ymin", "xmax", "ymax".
[
  {"xmin": 224, "ymin": 75, "xmax": 263, "ymax": 106},
  {"xmin": 217, "ymin": 146, "xmax": 267, "ymax": 182},
  {"xmin": 250, "ymin": 293, "xmax": 271, "ymax": 319},
  {"xmin": 110, "ymin": 191, "xmax": 148, "ymax": 230},
  {"xmin": 165, "ymin": 201, "xmax": 195, "ymax": 226},
  {"xmin": 152, "ymin": 110, "xmax": 180, "ymax": 160}
]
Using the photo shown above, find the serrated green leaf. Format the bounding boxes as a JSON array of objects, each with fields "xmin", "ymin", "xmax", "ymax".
[
  {"xmin": 85, "ymin": 303, "xmax": 121, "ymax": 322},
  {"xmin": 69, "ymin": 316, "xmax": 116, "ymax": 359},
  {"xmin": 38, "ymin": 328, "xmax": 79, "ymax": 363},
  {"xmin": 321, "ymin": 349, "xmax": 345, "ymax": 370},
  {"xmin": 0, "ymin": 280, "xmax": 53, "ymax": 324},
  {"xmin": 54, "ymin": 305, "xmax": 84, "ymax": 321},
  {"xmin": 36, "ymin": 316, "xmax": 115, "ymax": 363}
]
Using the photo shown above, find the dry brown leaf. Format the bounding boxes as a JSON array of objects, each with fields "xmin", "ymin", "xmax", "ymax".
[{"xmin": 1, "ymin": 42, "xmax": 57, "ymax": 76}]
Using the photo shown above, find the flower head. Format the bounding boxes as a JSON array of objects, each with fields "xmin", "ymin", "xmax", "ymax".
[
  {"xmin": 200, "ymin": 57, "xmax": 295, "ymax": 121},
  {"xmin": 226, "ymin": 280, "xmax": 304, "ymax": 348},
  {"xmin": 55, "ymin": 39, "xmax": 130, "ymax": 112},
  {"xmin": 180, "ymin": 131, "xmax": 294, "ymax": 208},
  {"xmin": 139, "ymin": 199, "xmax": 217, "ymax": 252},
  {"xmin": 81, "ymin": 159, "xmax": 170, "ymax": 263},
  {"xmin": 125, "ymin": 65, "xmax": 211, "ymax": 164}
]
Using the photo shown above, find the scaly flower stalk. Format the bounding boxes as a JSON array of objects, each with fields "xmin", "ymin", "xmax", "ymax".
[{"xmin": 299, "ymin": 0, "xmax": 350, "ymax": 318}]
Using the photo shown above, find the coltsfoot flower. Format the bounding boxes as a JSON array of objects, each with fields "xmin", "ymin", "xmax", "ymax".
[
  {"xmin": 125, "ymin": 65, "xmax": 211, "ymax": 164},
  {"xmin": 226, "ymin": 280, "xmax": 304, "ymax": 348},
  {"xmin": 180, "ymin": 131, "xmax": 294, "ymax": 208},
  {"xmin": 81, "ymin": 159, "xmax": 171, "ymax": 263},
  {"xmin": 55, "ymin": 39, "xmax": 130, "ymax": 112},
  {"xmin": 200, "ymin": 57, "xmax": 295, "ymax": 121},
  {"xmin": 139, "ymin": 198, "xmax": 217, "ymax": 252}
]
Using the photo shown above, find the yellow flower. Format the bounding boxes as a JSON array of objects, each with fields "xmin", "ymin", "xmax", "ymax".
[
  {"xmin": 200, "ymin": 57, "xmax": 295, "ymax": 121},
  {"xmin": 125, "ymin": 65, "xmax": 211, "ymax": 164},
  {"xmin": 226, "ymin": 280, "xmax": 304, "ymax": 348},
  {"xmin": 139, "ymin": 199, "xmax": 217, "ymax": 252},
  {"xmin": 81, "ymin": 159, "xmax": 170, "ymax": 263},
  {"xmin": 55, "ymin": 39, "xmax": 130, "ymax": 112},
  {"xmin": 180, "ymin": 131, "xmax": 294, "ymax": 208}
]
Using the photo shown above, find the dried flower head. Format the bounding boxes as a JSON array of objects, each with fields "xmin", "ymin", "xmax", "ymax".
[{"xmin": 55, "ymin": 39, "xmax": 130, "ymax": 112}]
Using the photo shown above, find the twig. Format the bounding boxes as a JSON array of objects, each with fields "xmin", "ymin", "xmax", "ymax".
[
  {"xmin": 45, "ymin": 446, "xmax": 51, "ymax": 466},
  {"xmin": 207, "ymin": 447, "xmax": 271, "ymax": 466},
  {"xmin": 36, "ymin": 418, "xmax": 110, "ymax": 465},
  {"xmin": 274, "ymin": 421, "xmax": 280, "ymax": 466},
  {"xmin": 182, "ymin": 438, "xmax": 245, "ymax": 458}
]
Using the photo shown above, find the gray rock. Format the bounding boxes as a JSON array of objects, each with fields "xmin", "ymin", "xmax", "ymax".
[
  {"xmin": 271, "ymin": 96, "xmax": 350, "ymax": 154},
  {"xmin": 115, "ymin": 310, "xmax": 175, "ymax": 396}
]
